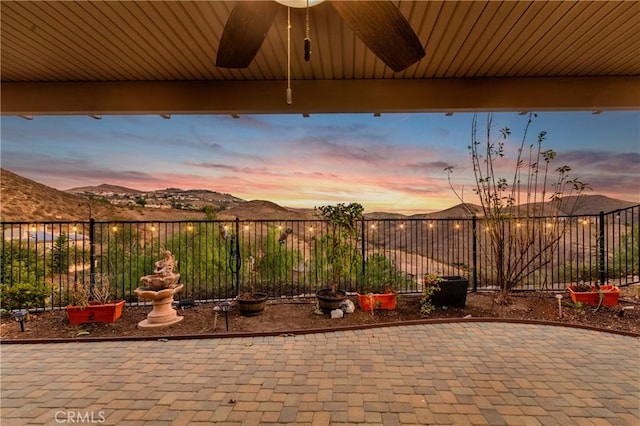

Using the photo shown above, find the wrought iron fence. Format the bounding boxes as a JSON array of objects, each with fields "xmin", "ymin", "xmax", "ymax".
[{"xmin": 1, "ymin": 205, "xmax": 638, "ymax": 309}]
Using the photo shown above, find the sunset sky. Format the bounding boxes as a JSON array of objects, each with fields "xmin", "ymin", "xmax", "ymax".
[{"xmin": 1, "ymin": 111, "xmax": 638, "ymax": 214}]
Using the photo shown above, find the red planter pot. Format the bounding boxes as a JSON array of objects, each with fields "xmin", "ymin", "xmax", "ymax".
[
  {"xmin": 66, "ymin": 300, "xmax": 125, "ymax": 325},
  {"xmin": 567, "ymin": 285, "xmax": 620, "ymax": 307},
  {"xmin": 357, "ymin": 292, "xmax": 397, "ymax": 311}
]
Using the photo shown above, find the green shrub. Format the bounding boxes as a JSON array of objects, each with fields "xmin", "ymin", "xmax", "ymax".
[
  {"xmin": 0, "ymin": 281, "xmax": 48, "ymax": 311},
  {"xmin": 359, "ymin": 253, "xmax": 404, "ymax": 294}
]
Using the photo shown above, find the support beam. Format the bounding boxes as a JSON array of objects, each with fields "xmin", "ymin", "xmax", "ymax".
[{"xmin": 1, "ymin": 77, "xmax": 638, "ymax": 116}]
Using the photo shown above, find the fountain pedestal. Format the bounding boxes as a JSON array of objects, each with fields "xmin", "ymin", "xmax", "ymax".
[
  {"xmin": 134, "ymin": 285, "xmax": 184, "ymax": 329},
  {"xmin": 135, "ymin": 250, "xmax": 184, "ymax": 329}
]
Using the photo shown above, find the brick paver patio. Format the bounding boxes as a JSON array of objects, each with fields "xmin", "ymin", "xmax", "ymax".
[{"xmin": 1, "ymin": 322, "xmax": 639, "ymax": 425}]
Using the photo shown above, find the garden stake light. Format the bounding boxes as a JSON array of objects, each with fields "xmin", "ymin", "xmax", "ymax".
[
  {"xmin": 556, "ymin": 294, "xmax": 563, "ymax": 319},
  {"xmin": 12, "ymin": 310, "xmax": 27, "ymax": 332},
  {"xmin": 213, "ymin": 306, "xmax": 221, "ymax": 330},
  {"xmin": 221, "ymin": 301, "xmax": 230, "ymax": 331}
]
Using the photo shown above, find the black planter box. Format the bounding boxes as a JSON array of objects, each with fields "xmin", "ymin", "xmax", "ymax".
[{"xmin": 430, "ymin": 276, "xmax": 469, "ymax": 307}]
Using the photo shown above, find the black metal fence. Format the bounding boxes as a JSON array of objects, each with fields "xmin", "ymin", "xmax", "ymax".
[{"xmin": 1, "ymin": 205, "xmax": 638, "ymax": 309}]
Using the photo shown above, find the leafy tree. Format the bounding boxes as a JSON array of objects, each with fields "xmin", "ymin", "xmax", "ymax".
[
  {"xmin": 99, "ymin": 224, "xmax": 146, "ymax": 300},
  {"xmin": 49, "ymin": 233, "xmax": 70, "ymax": 274},
  {"xmin": 254, "ymin": 228, "xmax": 303, "ymax": 292},
  {"xmin": 164, "ymin": 222, "xmax": 236, "ymax": 299},
  {"xmin": 314, "ymin": 203, "xmax": 364, "ymax": 292},
  {"xmin": 612, "ymin": 224, "xmax": 639, "ymax": 277},
  {"xmin": 202, "ymin": 206, "xmax": 216, "ymax": 220}
]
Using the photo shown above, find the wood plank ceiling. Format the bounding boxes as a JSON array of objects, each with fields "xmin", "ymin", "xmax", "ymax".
[{"xmin": 1, "ymin": 0, "xmax": 639, "ymax": 115}]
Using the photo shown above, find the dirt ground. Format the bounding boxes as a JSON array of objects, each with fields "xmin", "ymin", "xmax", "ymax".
[{"xmin": 2, "ymin": 286, "xmax": 639, "ymax": 340}]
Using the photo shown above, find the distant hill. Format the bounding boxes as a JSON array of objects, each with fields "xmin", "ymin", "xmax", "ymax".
[
  {"xmin": 365, "ymin": 212, "xmax": 410, "ymax": 220},
  {"xmin": 0, "ymin": 168, "xmax": 637, "ymax": 222},
  {"xmin": 66, "ymin": 183, "xmax": 142, "ymax": 195},
  {"xmin": 0, "ymin": 169, "xmax": 207, "ymax": 222},
  {"xmin": 410, "ymin": 197, "xmax": 638, "ymax": 218},
  {"xmin": 421, "ymin": 203, "xmax": 482, "ymax": 219},
  {"xmin": 220, "ymin": 200, "xmax": 315, "ymax": 220},
  {"xmin": 556, "ymin": 195, "xmax": 638, "ymax": 216},
  {"xmin": 66, "ymin": 183, "xmax": 244, "ymax": 211}
]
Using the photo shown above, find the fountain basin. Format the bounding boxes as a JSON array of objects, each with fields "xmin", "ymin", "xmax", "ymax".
[{"xmin": 134, "ymin": 283, "xmax": 184, "ymax": 329}]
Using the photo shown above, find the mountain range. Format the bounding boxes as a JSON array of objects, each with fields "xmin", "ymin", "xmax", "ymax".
[{"xmin": 1, "ymin": 168, "xmax": 637, "ymax": 223}]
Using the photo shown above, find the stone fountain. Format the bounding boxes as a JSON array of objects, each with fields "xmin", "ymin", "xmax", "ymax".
[{"xmin": 134, "ymin": 250, "xmax": 184, "ymax": 329}]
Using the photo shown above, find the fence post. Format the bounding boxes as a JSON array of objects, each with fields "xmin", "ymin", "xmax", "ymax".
[
  {"xmin": 472, "ymin": 215, "xmax": 478, "ymax": 292},
  {"xmin": 361, "ymin": 219, "xmax": 366, "ymax": 280},
  {"xmin": 234, "ymin": 217, "xmax": 241, "ymax": 295},
  {"xmin": 89, "ymin": 218, "xmax": 96, "ymax": 293},
  {"xmin": 599, "ymin": 211, "xmax": 606, "ymax": 286}
]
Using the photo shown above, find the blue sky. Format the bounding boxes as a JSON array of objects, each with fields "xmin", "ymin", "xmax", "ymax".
[{"xmin": 1, "ymin": 111, "xmax": 638, "ymax": 213}]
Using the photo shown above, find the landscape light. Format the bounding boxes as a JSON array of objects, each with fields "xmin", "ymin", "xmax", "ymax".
[
  {"xmin": 12, "ymin": 310, "xmax": 27, "ymax": 332},
  {"xmin": 220, "ymin": 301, "xmax": 230, "ymax": 331}
]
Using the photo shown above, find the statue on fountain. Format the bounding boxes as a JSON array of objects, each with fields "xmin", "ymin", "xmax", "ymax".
[
  {"xmin": 140, "ymin": 250, "xmax": 180, "ymax": 290},
  {"xmin": 135, "ymin": 250, "xmax": 183, "ymax": 329}
]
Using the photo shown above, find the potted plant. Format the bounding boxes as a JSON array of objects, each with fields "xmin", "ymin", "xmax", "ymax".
[
  {"xmin": 356, "ymin": 253, "xmax": 399, "ymax": 311},
  {"xmin": 236, "ymin": 254, "xmax": 268, "ymax": 317},
  {"xmin": 66, "ymin": 274, "xmax": 125, "ymax": 325},
  {"xmin": 422, "ymin": 273, "xmax": 470, "ymax": 308},
  {"xmin": 314, "ymin": 203, "xmax": 364, "ymax": 313},
  {"xmin": 567, "ymin": 282, "xmax": 619, "ymax": 310},
  {"xmin": 236, "ymin": 291, "xmax": 268, "ymax": 316}
]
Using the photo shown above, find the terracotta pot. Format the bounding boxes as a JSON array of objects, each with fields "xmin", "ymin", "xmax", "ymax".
[
  {"xmin": 567, "ymin": 285, "xmax": 620, "ymax": 306},
  {"xmin": 236, "ymin": 293, "xmax": 268, "ymax": 316},
  {"xmin": 66, "ymin": 300, "xmax": 125, "ymax": 325},
  {"xmin": 357, "ymin": 292, "xmax": 397, "ymax": 311},
  {"xmin": 429, "ymin": 276, "xmax": 469, "ymax": 307},
  {"xmin": 316, "ymin": 288, "xmax": 346, "ymax": 313}
]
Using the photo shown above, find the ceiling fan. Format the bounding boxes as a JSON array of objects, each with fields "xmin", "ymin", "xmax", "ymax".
[{"xmin": 216, "ymin": 0, "xmax": 425, "ymax": 72}]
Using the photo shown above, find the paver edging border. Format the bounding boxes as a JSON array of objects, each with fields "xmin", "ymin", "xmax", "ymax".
[{"xmin": 1, "ymin": 317, "xmax": 638, "ymax": 344}]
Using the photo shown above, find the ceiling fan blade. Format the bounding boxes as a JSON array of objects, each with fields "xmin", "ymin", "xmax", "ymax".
[
  {"xmin": 330, "ymin": 1, "xmax": 425, "ymax": 72},
  {"xmin": 216, "ymin": 1, "xmax": 280, "ymax": 68}
]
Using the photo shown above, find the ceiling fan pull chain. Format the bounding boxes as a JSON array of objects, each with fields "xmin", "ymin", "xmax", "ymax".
[
  {"xmin": 286, "ymin": 7, "xmax": 292, "ymax": 105},
  {"xmin": 304, "ymin": 0, "xmax": 311, "ymax": 62}
]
